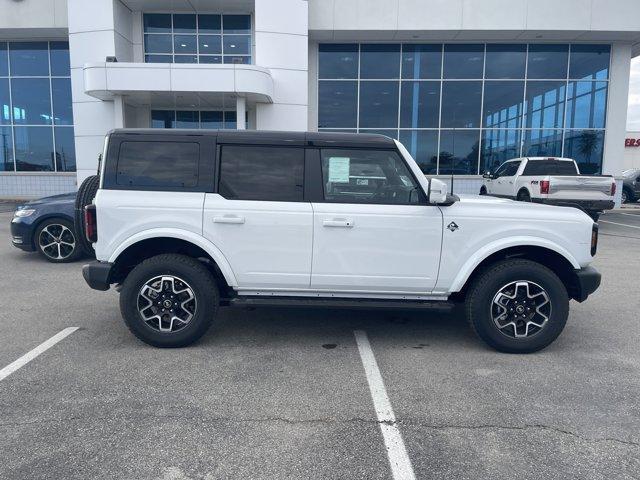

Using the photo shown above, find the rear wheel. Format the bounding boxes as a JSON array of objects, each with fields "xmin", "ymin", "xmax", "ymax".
[
  {"xmin": 74, "ymin": 174, "xmax": 100, "ymax": 256},
  {"xmin": 35, "ymin": 217, "xmax": 81, "ymax": 263},
  {"xmin": 465, "ymin": 259, "xmax": 569, "ymax": 353},
  {"xmin": 119, "ymin": 254, "xmax": 219, "ymax": 347},
  {"xmin": 516, "ymin": 189, "xmax": 531, "ymax": 202},
  {"xmin": 622, "ymin": 187, "xmax": 634, "ymax": 204}
]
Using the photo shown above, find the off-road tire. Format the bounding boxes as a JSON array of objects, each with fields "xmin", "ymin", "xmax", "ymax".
[
  {"xmin": 74, "ymin": 174, "xmax": 100, "ymax": 256},
  {"xmin": 119, "ymin": 254, "xmax": 219, "ymax": 348},
  {"xmin": 465, "ymin": 259, "xmax": 569, "ymax": 353}
]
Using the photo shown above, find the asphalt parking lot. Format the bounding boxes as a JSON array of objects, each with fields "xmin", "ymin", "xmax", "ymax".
[{"xmin": 1, "ymin": 209, "xmax": 639, "ymax": 480}]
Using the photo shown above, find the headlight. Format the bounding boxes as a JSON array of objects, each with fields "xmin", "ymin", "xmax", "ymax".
[{"xmin": 14, "ymin": 209, "xmax": 36, "ymax": 218}]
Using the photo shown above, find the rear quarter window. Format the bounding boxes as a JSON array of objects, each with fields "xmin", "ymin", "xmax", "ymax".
[
  {"xmin": 116, "ymin": 141, "xmax": 199, "ymax": 188},
  {"xmin": 522, "ymin": 160, "xmax": 556, "ymax": 176}
]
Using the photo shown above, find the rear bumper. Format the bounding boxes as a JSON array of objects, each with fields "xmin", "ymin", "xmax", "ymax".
[
  {"xmin": 572, "ymin": 266, "xmax": 601, "ymax": 302},
  {"xmin": 82, "ymin": 261, "xmax": 113, "ymax": 291},
  {"xmin": 532, "ymin": 198, "xmax": 615, "ymax": 212}
]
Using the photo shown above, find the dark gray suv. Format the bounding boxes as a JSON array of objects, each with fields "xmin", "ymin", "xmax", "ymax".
[{"xmin": 622, "ymin": 169, "xmax": 640, "ymax": 204}]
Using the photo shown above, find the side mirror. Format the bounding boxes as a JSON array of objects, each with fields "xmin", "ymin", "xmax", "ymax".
[
  {"xmin": 428, "ymin": 178, "xmax": 448, "ymax": 205},
  {"xmin": 482, "ymin": 171, "xmax": 493, "ymax": 179}
]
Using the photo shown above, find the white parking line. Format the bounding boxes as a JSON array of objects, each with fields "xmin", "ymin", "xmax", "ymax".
[
  {"xmin": 611, "ymin": 212, "xmax": 640, "ymax": 217},
  {"xmin": 354, "ymin": 330, "xmax": 416, "ymax": 480},
  {"xmin": 0, "ymin": 327, "xmax": 78, "ymax": 382},
  {"xmin": 599, "ymin": 220, "xmax": 640, "ymax": 230}
]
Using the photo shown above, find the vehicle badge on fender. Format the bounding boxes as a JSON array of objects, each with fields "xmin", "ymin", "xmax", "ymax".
[{"xmin": 447, "ymin": 222, "xmax": 459, "ymax": 232}]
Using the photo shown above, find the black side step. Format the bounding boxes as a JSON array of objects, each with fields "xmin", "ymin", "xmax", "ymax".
[{"xmin": 224, "ymin": 296, "xmax": 456, "ymax": 311}]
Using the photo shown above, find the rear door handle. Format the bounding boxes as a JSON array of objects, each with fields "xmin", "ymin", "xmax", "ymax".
[
  {"xmin": 323, "ymin": 219, "xmax": 354, "ymax": 228},
  {"xmin": 213, "ymin": 215, "xmax": 245, "ymax": 224}
]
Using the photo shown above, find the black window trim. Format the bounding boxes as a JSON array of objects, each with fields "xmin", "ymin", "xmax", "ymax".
[
  {"xmin": 314, "ymin": 146, "xmax": 428, "ymax": 206},
  {"xmin": 215, "ymin": 143, "xmax": 307, "ymax": 203}
]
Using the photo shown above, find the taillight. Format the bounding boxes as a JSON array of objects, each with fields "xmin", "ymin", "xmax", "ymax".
[
  {"xmin": 591, "ymin": 223, "xmax": 598, "ymax": 256},
  {"xmin": 610, "ymin": 182, "xmax": 616, "ymax": 196},
  {"xmin": 540, "ymin": 180, "xmax": 550, "ymax": 194},
  {"xmin": 84, "ymin": 204, "xmax": 97, "ymax": 243}
]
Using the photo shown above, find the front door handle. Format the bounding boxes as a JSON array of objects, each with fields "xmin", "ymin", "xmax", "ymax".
[
  {"xmin": 213, "ymin": 215, "xmax": 245, "ymax": 224},
  {"xmin": 323, "ymin": 219, "xmax": 354, "ymax": 228}
]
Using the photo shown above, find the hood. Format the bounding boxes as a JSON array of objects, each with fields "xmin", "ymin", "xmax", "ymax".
[{"xmin": 22, "ymin": 192, "xmax": 76, "ymax": 207}]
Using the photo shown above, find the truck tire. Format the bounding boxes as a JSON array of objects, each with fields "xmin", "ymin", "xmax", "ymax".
[
  {"xmin": 35, "ymin": 217, "xmax": 82, "ymax": 263},
  {"xmin": 516, "ymin": 189, "xmax": 531, "ymax": 202},
  {"xmin": 621, "ymin": 187, "xmax": 634, "ymax": 204},
  {"xmin": 479, "ymin": 186, "xmax": 487, "ymax": 195},
  {"xmin": 119, "ymin": 254, "xmax": 219, "ymax": 348},
  {"xmin": 74, "ymin": 174, "xmax": 100, "ymax": 256},
  {"xmin": 465, "ymin": 259, "xmax": 569, "ymax": 353}
]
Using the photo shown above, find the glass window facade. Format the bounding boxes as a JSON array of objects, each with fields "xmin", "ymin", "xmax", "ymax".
[
  {"xmin": 151, "ymin": 110, "xmax": 240, "ymax": 130},
  {"xmin": 143, "ymin": 13, "xmax": 252, "ymax": 64},
  {"xmin": 0, "ymin": 41, "xmax": 75, "ymax": 172},
  {"xmin": 318, "ymin": 43, "xmax": 610, "ymax": 175}
]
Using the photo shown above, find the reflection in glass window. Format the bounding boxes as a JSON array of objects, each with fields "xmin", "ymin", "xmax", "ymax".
[
  {"xmin": 173, "ymin": 14, "xmax": 196, "ymax": 33},
  {"xmin": 319, "ymin": 44, "xmax": 358, "ymax": 79},
  {"xmin": 200, "ymin": 111, "xmax": 224, "ymax": 128},
  {"xmin": 481, "ymin": 129, "xmax": 521, "ymax": 173},
  {"xmin": 144, "ymin": 13, "xmax": 171, "ymax": 33},
  {"xmin": 524, "ymin": 81, "xmax": 566, "ymax": 129},
  {"xmin": 224, "ymin": 111, "xmax": 237, "ymax": 129},
  {"xmin": 563, "ymin": 130, "xmax": 604, "ymax": 174},
  {"xmin": 527, "ymin": 44, "xmax": 568, "ymax": 79},
  {"xmin": 569, "ymin": 45, "xmax": 610, "ymax": 80},
  {"xmin": 11, "ymin": 78, "xmax": 52, "ymax": 125},
  {"xmin": 318, "ymin": 81, "xmax": 358, "ymax": 128},
  {"xmin": 441, "ymin": 81, "xmax": 482, "ymax": 128},
  {"xmin": 485, "ymin": 44, "xmax": 526, "ymax": 79},
  {"xmin": 400, "ymin": 81, "xmax": 440, "ymax": 128},
  {"xmin": 14, "ymin": 126, "xmax": 54, "ymax": 171},
  {"xmin": 360, "ymin": 44, "xmax": 400, "ymax": 79},
  {"xmin": 143, "ymin": 13, "xmax": 252, "ymax": 64},
  {"xmin": 176, "ymin": 111, "xmax": 199, "ymax": 128},
  {"xmin": 523, "ymin": 129, "xmax": 563, "ymax": 157},
  {"xmin": 402, "ymin": 44, "xmax": 441, "ymax": 79},
  {"xmin": 438, "ymin": 130, "xmax": 481, "ymax": 175},
  {"xmin": 54, "ymin": 127, "xmax": 76, "ymax": 172},
  {"xmin": 0, "ymin": 43, "xmax": 7, "ymax": 77},
  {"xmin": 151, "ymin": 110, "xmax": 174, "ymax": 128},
  {"xmin": 52, "ymin": 78, "xmax": 73, "ymax": 125},
  {"xmin": 359, "ymin": 81, "xmax": 399, "ymax": 128},
  {"xmin": 483, "ymin": 81, "xmax": 524, "ymax": 129},
  {"xmin": 565, "ymin": 81, "xmax": 607, "ymax": 129},
  {"xmin": 2, "ymin": 42, "xmax": 74, "ymax": 172},
  {"xmin": 399, "ymin": 130, "xmax": 438, "ymax": 174},
  {"xmin": 0, "ymin": 126, "xmax": 13, "ymax": 171},
  {"xmin": 443, "ymin": 44, "xmax": 484, "ymax": 79},
  {"xmin": 50, "ymin": 42, "xmax": 70, "ymax": 76},
  {"xmin": 9, "ymin": 42, "xmax": 49, "ymax": 76}
]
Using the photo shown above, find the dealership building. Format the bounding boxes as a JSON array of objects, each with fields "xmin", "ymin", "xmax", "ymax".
[{"xmin": 0, "ymin": 0, "xmax": 639, "ymax": 199}]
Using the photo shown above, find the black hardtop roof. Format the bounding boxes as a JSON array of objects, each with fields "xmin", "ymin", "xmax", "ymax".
[{"xmin": 109, "ymin": 129, "xmax": 397, "ymax": 148}]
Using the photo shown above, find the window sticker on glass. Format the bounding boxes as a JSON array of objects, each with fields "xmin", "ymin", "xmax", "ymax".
[{"xmin": 328, "ymin": 157, "xmax": 350, "ymax": 182}]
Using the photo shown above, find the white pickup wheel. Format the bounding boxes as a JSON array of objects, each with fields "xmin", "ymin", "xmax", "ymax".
[{"xmin": 465, "ymin": 259, "xmax": 569, "ymax": 353}]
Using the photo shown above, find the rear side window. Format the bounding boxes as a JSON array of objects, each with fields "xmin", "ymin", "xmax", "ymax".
[
  {"xmin": 117, "ymin": 141, "xmax": 199, "ymax": 187},
  {"xmin": 218, "ymin": 145, "xmax": 304, "ymax": 201},
  {"xmin": 522, "ymin": 160, "xmax": 556, "ymax": 176}
]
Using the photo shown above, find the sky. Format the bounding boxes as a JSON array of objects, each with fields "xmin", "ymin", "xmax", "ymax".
[{"xmin": 629, "ymin": 56, "xmax": 640, "ymax": 131}]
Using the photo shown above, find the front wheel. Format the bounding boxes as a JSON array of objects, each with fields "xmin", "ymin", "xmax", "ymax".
[
  {"xmin": 35, "ymin": 218, "xmax": 82, "ymax": 263},
  {"xmin": 119, "ymin": 254, "xmax": 219, "ymax": 347},
  {"xmin": 465, "ymin": 259, "xmax": 569, "ymax": 353}
]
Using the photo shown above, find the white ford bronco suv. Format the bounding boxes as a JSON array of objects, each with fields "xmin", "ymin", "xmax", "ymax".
[{"xmin": 82, "ymin": 129, "xmax": 601, "ymax": 353}]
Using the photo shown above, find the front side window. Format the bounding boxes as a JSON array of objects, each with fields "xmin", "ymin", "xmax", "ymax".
[
  {"xmin": 218, "ymin": 145, "xmax": 304, "ymax": 202},
  {"xmin": 116, "ymin": 141, "xmax": 199, "ymax": 187},
  {"xmin": 320, "ymin": 149, "xmax": 420, "ymax": 205}
]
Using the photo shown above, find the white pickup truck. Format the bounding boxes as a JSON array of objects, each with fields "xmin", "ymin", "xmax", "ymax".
[
  {"xmin": 480, "ymin": 157, "xmax": 615, "ymax": 219},
  {"xmin": 81, "ymin": 130, "xmax": 601, "ymax": 354}
]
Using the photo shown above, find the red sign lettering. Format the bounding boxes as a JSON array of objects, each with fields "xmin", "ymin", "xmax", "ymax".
[{"xmin": 625, "ymin": 138, "xmax": 640, "ymax": 147}]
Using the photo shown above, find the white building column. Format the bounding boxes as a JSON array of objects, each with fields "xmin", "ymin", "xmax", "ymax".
[
  {"xmin": 254, "ymin": 0, "xmax": 308, "ymax": 131},
  {"xmin": 113, "ymin": 95, "xmax": 125, "ymax": 128},
  {"xmin": 602, "ymin": 43, "xmax": 632, "ymax": 177},
  {"xmin": 236, "ymin": 96, "xmax": 246, "ymax": 130}
]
